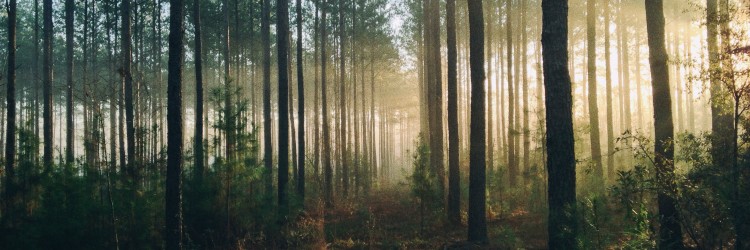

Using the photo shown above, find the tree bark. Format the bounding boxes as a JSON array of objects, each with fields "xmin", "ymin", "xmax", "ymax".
[
  {"xmin": 295, "ymin": 0, "xmax": 306, "ymax": 204},
  {"xmin": 338, "ymin": 0, "xmax": 349, "ymax": 198},
  {"xmin": 506, "ymin": 0, "xmax": 517, "ymax": 186},
  {"xmin": 277, "ymin": 0, "xmax": 291, "ymax": 223},
  {"xmin": 542, "ymin": 0, "xmax": 577, "ymax": 248},
  {"xmin": 467, "ymin": 0, "xmax": 487, "ymax": 244},
  {"xmin": 321, "ymin": 0, "xmax": 333, "ymax": 208},
  {"xmin": 262, "ymin": 0, "xmax": 273, "ymax": 201},
  {"xmin": 5, "ymin": 0, "xmax": 17, "ymax": 218},
  {"xmin": 193, "ymin": 0, "xmax": 204, "ymax": 181},
  {"xmin": 645, "ymin": 0, "xmax": 685, "ymax": 248},
  {"xmin": 446, "ymin": 0, "xmax": 460, "ymax": 226},
  {"xmin": 587, "ymin": 0, "xmax": 604, "ymax": 187},
  {"xmin": 122, "ymin": 0, "xmax": 136, "ymax": 180},
  {"xmin": 65, "ymin": 0, "xmax": 75, "ymax": 165},
  {"xmin": 425, "ymin": 0, "xmax": 444, "ymax": 196},
  {"xmin": 43, "ymin": 0, "xmax": 53, "ymax": 171},
  {"xmin": 165, "ymin": 0, "xmax": 185, "ymax": 248},
  {"xmin": 605, "ymin": 0, "xmax": 615, "ymax": 182}
]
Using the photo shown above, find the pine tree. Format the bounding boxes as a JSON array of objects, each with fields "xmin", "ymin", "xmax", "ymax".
[
  {"xmin": 165, "ymin": 0, "xmax": 186, "ymax": 248},
  {"xmin": 467, "ymin": 0, "xmax": 487, "ymax": 244},
  {"xmin": 542, "ymin": 0, "xmax": 577, "ymax": 248}
]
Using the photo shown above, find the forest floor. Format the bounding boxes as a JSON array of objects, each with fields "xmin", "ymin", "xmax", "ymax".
[{"xmin": 296, "ymin": 186, "xmax": 548, "ymax": 249}]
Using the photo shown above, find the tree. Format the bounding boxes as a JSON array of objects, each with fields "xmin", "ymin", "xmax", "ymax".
[
  {"xmin": 192, "ymin": 0, "xmax": 204, "ymax": 181},
  {"xmin": 644, "ymin": 0, "xmax": 685, "ymax": 248},
  {"xmin": 587, "ymin": 0, "xmax": 604, "ymax": 186},
  {"xmin": 165, "ymin": 0, "xmax": 186, "ymax": 248},
  {"xmin": 467, "ymin": 0, "xmax": 487, "ymax": 244},
  {"xmin": 296, "ymin": 0, "xmax": 306, "ymax": 201},
  {"xmin": 321, "ymin": 0, "xmax": 333, "ymax": 208},
  {"xmin": 338, "ymin": 0, "xmax": 349, "ymax": 198},
  {"xmin": 223, "ymin": 0, "xmax": 234, "ymax": 162},
  {"xmin": 42, "ymin": 0, "xmax": 53, "ymax": 170},
  {"xmin": 542, "ymin": 0, "xmax": 577, "ymax": 248},
  {"xmin": 277, "ymin": 0, "xmax": 291, "ymax": 222},
  {"xmin": 446, "ymin": 0, "xmax": 460, "ymax": 225},
  {"xmin": 4, "ymin": 0, "xmax": 17, "ymax": 216},
  {"xmin": 706, "ymin": 0, "xmax": 732, "ymax": 179},
  {"xmin": 425, "ymin": 0, "xmax": 444, "ymax": 198},
  {"xmin": 506, "ymin": 0, "xmax": 517, "ymax": 186},
  {"xmin": 122, "ymin": 0, "xmax": 135, "ymax": 179},
  {"xmin": 605, "ymin": 0, "xmax": 615, "ymax": 181},
  {"xmin": 65, "ymin": 0, "xmax": 75, "ymax": 165},
  {"xmin": 262, "ymin": 0, "xmax": 273, "ymax": 200}
]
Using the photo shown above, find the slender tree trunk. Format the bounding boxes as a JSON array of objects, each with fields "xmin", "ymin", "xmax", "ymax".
[
  {"xmin": 521, "ymin": 0, "xmax": 530, "ymax": 174},
  {"xmin": 165, "ymin": 0, "xmax": 185, "ymax": 249},
  {"xmin": 338, "ymin": 0, "xmax": 349, "ymax": 198},
  {"xmin": 321, "ymin": 0, "xmax": 333, "ymax": 208},
  {"xmin": 486, "ymin": 1, "xmax": 494, "ymax": 174},
  {"xmin": 295, "ymin": 0, "xmax": 306, "ymax": 203},
  {"xmin": 314, "ymin": 0, "xmax": 321, "ymax": 181},
  {"xmin": 645, "ymin": 1, "xmax": 685, "ymax": 248},
  {"xmin": 446, "ymin": 0, "xmax": 460, "ymax": 226},
  {"xmin": 425, "ymin": 0, "xmax": 444, "ymax": 196},
  {"xmin": 707, "ymin": 0, "xmax": 732, "ymax": 170},
  {"xmin": 122, "ymin": 0, "xmax": 136, "ymax": 180},
  {"xmin": 193, "ymin": 0, "xmax": 204, "ymax": 181},
  {"xmin": 604, "ymin": 0, "xmax": 615, "ymax": 182},
  {"xmin": 262, "ymin": 0, "xmax": 273, "ymax": 201},
  {"xmin": 34, "ymin": 0, "xmax": 40, "ymax": 155},
  {"xmin": 65, "ymin": 0, "xmax": 75, "ymax": 165},
  {"xmin": 621, "ymin": 0, "xmax": 631, "ymax": 132},
  {"xmin": 505, "ymin": 0, "xmax": 517, "ymax": 186},
  {"xmin": 223, "ymin": 0, "xmax": 234, "ymax": 162},
  {"xmin": 542, "ymin": 0, "xmax": 577, "ymax": 247},
  {"xmin": 467, "ymin": 0, "xmax": 487, "ymax": 243},
  {"xmin": 5, "ymin": 0, "xmax": 17, "ymax": 219},
  {"xmin": 587, "ymin": 0, "xmax": 604, "ymax": 187},
  {"xmin": 277, "ymin": 0, "xmax": 291, "ymax": 223},
  {"xmin": 42, "ymin": 0, "xmax": 53, "ymax": 170}
]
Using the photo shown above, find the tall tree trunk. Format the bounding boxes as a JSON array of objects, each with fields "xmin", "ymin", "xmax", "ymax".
[
  {"xmin": 262, "ymin": 0, "xmax": 273, "ymax": 201},
  {"xmin": 706, "ymin": 0, "xmax": 732, "ymax": 171},
  {"xmin": 5, "ymin": 0, "xmax": 17, "ymax": 218},
  {"xmin": 295, "ymin": 0, "xmax": 306, "ymax": 203},
  {"xmin": 620, "ymin": 0, "xmax": 631, "ymax": 131},
  {"xmin": 605, "ymin": 0, "xmax": 615, "ymax": 182},
  {"xmin": 486, "ymin": 1, "xmax": 494, "ymax": 175},
  {"xmin": 506, "ymin": 0, "xmax": 517, "ymax": 186},
  {"xmin": 521, "ymin": 0, "xmax": 530, "ymax": 174},
  {"xmin": 277, "ymin": 0, "xmax": 291, "ymax": 223},
  {"xmin": 165, "ymin": 0, "xmax": 185, "ymax": 249},
  {"xmin": 321, "ymin": 0, "xmax": 333, "ymax": 208},
  {"xmin": 34, "ymin": 0, "xmax": 40, "ymax": 155},
  {"xmin": 587, "ymin": 0, "xmax": 604, "ymax": 188},
  {"xmin": 645, "ymin": 0, "xmax": 685, "ymax": 248},
  {"xmin": 542, "ymin": 0, "xmax": 577, "ymax": 247},
  {"xmin": 193, "ymin": 0, "xmax": 204, "ymax": 181},
  {"xmin": 338, "ymin": 0, "xmax": 349, "ymax": 198},
  {"xmin": 42, "ymin": 0, "xmax": 53, "ymax": 170},
  {"xmin": 425, "ymin": 0, "xmax": 444, "ymax": 196},
  {"xmin": 65, "ymin": 0, "xmax": 75, "ymax": 165},
  {"xmin": 467, "ymin": 0, "xmax": 487, "ymax": 244},
  {"xmin": 314, "ymin": 0, "xmax": 321, "ymax": 181},
  {"xmin": 122, "ymin": 0, "xmax": 136, "ymax": 180},
  {"xmin": 223, "ymin": 0, "xmax": 234, "ymax": 162},
  {"xmin": 446, "ymin": 0, "xmax": 460, "ymax": 226}
]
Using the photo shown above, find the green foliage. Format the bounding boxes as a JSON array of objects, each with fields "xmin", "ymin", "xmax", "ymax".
[
  {"xmin": 609, "ymin": 131, "xmax": 750, "ymax": 249},
  {"xmin": 184, "ymin": 84, "xmax": 270, "ymax": 248},
  {"xmin": 407, "ymin": 134, "xmax": 443, "ymax": 234}
]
